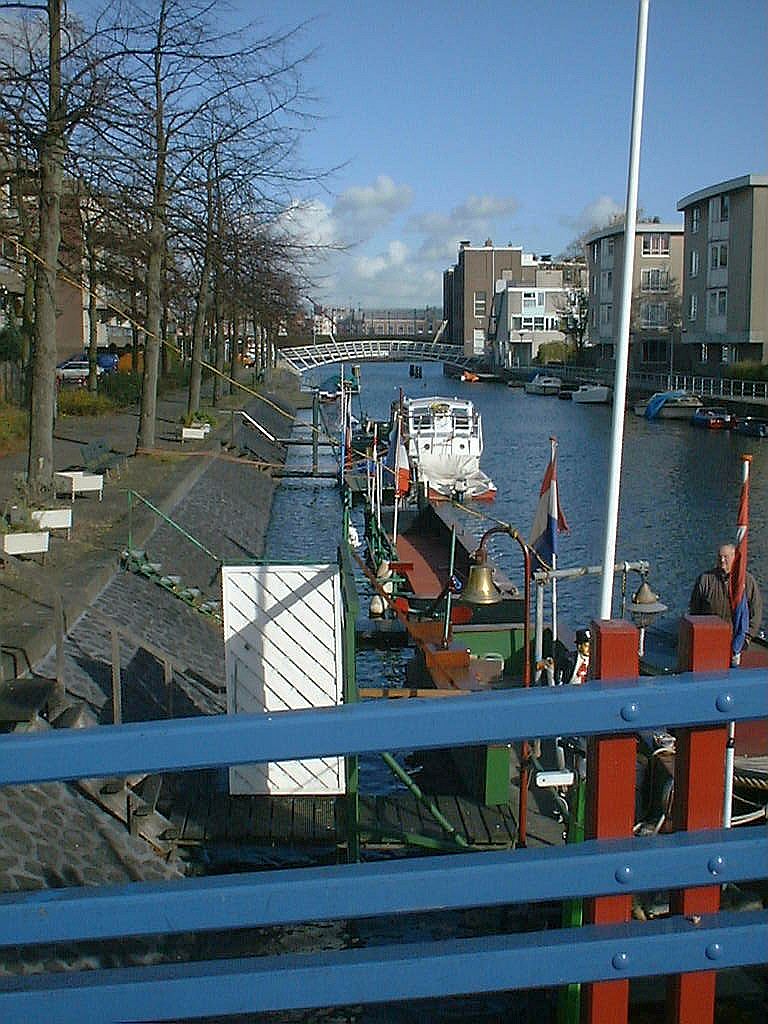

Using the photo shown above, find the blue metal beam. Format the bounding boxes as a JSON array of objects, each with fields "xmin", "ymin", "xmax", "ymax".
[
  {"xmin": 0, "ymin": 911, "xmax": 765, "ymax": 1022},
  {"xmin": 0, "ymin": 829, "xmax": 763, "ymax": 948},
  {"xmin": 0, "ymin": 670, "xmax": 764, "ymax": 785}
]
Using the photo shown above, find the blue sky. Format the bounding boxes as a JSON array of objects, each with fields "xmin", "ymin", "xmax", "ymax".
[{"xmin": 242, "ymin": 2, "xmax": 765, "ymax": 308}]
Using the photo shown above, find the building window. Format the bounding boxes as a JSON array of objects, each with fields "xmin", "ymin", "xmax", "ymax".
[
  {"xmin": 640, "ymin": 301, "xmax": 668, "ymax": 328},
  {"xmin": 700, "ymin": 343, "xmax": 708, "ymax": 362},
  {"xmin": 591, "ymin": 241, "xmax": 600, "ymax": 263},
  {"xmin": 691, "ymin": 206, "xmax": 700, "ymax": 234},
  {"xmin": 642, "ymin": 339, "xmax": 667, "ymax": 362},
  {"xmin": 641, "ymin": 233, "xmax": 670, "ymax": 256},
  {"xmin": 473, "ymin": 291, "xmax": 487, "ymax": 317},
  {"xmin": 600, "ymin": 270, "xmax": 612, "ymax": 296},
  {"xmin": 522, "ymin": 291, "xmax": 537, "ymax": 311},
  {"xmin": 709, "ymin": 195, "xmax": 730, "ymax": 223},
  {"xmin": 690, "ymin": 250, "xmax": 699, "ymax": 277},
  {"xmin": 707, "ymin": 289, "xmax": 727, "ymax": 318},
  {"xmin": 641, "ymin": 268, "xmax": 669, "ymax": 291},
  {"xmin": 710, "ymin": 243, "xmax": 728, "ymax": 269},
  {"xmin": 599, "ymin": 303, "xmax": 612, "ymax": 325},
  {"xmin": 721, "ymin": 345, "xmax": 731, "ymax": 363},
  {"xmin": 688, "ymin": 293, "xmax": 698, "ymax": 321}
]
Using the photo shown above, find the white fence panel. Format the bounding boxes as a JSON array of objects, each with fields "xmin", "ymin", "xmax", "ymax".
[{"xmin": 222, "ymin": 563, "xmax": 345, "ymax": 795}]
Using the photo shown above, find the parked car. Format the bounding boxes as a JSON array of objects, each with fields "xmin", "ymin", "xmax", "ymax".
[
  {"xmin": 81, "ymin": 351, "xmax": 119, "ymax": 372},
  {"xmin": 56, "ymin": 359, "xmax": 104, "ymax": 383}
]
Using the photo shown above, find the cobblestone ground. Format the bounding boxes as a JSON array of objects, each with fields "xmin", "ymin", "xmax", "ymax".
[{"xmin": 0, "ymin": 369, "xmax": 301, "ymax": 981}]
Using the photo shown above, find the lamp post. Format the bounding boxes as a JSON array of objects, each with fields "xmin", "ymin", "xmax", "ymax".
[
  {"xmin": 628, "ymin": 575, "xmax": 667, "ymax": 656},
  {"xmin": 462, "ymin": 524, "xmax": 533, "ymax": 846}
]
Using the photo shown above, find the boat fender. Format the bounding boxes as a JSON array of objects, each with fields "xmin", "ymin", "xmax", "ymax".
[
  {"xmin": 369, "ymin": 595, "xmax": 385, "ymax": 618},
  {"xmin": 376, "ymin": 560, "xmax": 392, "ymax": 579}
]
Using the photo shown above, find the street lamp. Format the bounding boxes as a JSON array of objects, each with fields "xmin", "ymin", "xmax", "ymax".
[{"xmin": 628, "ymin": 575, "xmax": 667, "ymax": 657}]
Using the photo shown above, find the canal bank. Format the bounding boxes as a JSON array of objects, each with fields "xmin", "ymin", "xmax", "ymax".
[{"xmin": 0, "ymin": 368, "xmax": 300, "ymax": 937}]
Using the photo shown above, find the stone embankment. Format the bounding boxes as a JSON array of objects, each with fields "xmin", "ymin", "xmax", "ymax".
[{"xmin": 0, "ymin": 368, "xmax": 301, "ymax": 971}]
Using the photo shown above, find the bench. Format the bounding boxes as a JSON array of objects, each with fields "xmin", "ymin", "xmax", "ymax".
[
  {"xmin": 181, "ymin": 423, "xmax": 211, "ymax": 443},
  {"xmin": 54, "ymin": 470, "xmax": 104, "ymax": 502},
  {"xmin": 80, "ymin": 439, "xmax": 127, "ymax": 477},
  {"xmin": 31, "ymin": 507, "xmax": 73, "ymax": 539}
]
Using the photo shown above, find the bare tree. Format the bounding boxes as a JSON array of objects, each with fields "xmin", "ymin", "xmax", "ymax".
[{"xmin": 0, "ymin": 1, "xmax": 113, "ymax": 497}]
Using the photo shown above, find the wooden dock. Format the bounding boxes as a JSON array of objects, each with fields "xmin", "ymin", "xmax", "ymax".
[{"xmin": 154, "ymin": 751, "xmax": 566, "ymax": 863}]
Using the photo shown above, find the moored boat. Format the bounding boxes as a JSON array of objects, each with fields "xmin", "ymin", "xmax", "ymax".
[
  {"xmin": 691, "ymin": 406, "xmax": 736, "ymax": 429},
  {"xmin": 524, "ymin": 373, "xmax": 561, "ymax": 396},
  {"xmin": 633, "ymin": 390, "xmax": 702, "ymax": 419},
  {"xmin": 400, "ymin": 395, "xmax": 496, "ymax": 501},
  {"xmin": 734, "ymin": 416, "xmax": 768, "ymax": 438},
  {"xmin": 572, "ymin": 383, "xmax": 612, "ymax": 405}
]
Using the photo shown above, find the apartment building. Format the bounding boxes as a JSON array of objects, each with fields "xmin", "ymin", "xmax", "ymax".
[
  {"xmin": 677, "ymin": 174, "xmax": 768, "ymax": 371},
  {"xmin": 583, "ymin": 221, "xmax": 684, "ymax": 371},
  {"xmin": 490, "ymin": 257, "xmax": 582, "ymax": 368},
  {"xmin": 443, "ymin": 241, "xmax": 524, "ymax": 356}
]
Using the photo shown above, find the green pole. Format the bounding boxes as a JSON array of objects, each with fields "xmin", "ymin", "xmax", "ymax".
[
  {"xmin": 557, "ymin": 777, "xmax": 586, "ymax": 1024},
  {"xmin": 127, "ymin": 489, "xmax": 133, "ymax": 552}
]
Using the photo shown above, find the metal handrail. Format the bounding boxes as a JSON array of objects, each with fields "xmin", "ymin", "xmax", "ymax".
[
  {"xmin": 126, "ymin": 489, "xmax": 220, "ymax": 564},
  {"xmin": 0, "ymin": 668, "xmax": 765, "ymax": 1022}
]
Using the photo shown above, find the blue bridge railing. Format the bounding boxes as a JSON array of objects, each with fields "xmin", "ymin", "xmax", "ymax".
[{"xmin": 0, "ymin": 669, "xmax": 766, "ymax": 1021}]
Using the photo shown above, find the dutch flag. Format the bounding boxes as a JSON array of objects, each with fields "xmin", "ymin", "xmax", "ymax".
[
  {"xmin": 730, "ymin": 457, "xmax": 751, "ymax": 655},
  {"xmin": 530, "ymin": 438, "xmax": 569, "ymax": 569}
]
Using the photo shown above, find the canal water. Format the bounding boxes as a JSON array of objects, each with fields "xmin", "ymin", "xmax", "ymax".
[
  {"xmin": 274, "ymin": 359, "xmax": 768, "ymax": 635},
  {"xmin": 256, "ymin": 359, "xmax": 766, "ymax": 1023}
]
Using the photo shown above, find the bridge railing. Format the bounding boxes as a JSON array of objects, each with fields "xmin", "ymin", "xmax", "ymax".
[
  {"xmin": 0, "ymin": 623, "xmax": 766, "ymax": 1022},
  {"xmin": 281, "ymin": 337, "xmax": 471, "ymax": 371}
]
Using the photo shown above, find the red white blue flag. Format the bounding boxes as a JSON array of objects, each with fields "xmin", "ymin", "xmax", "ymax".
[
  {"xmin": 530, "ymin": 439, "xmax": 568, "ymax": 568},
  {"xmin": 729, "ymin": 456, "xmax": 751, "ymax": 655}
]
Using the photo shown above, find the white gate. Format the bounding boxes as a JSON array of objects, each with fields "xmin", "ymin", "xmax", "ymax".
[{"xmin": 222, "ymin": 563, "xmax": 345, "ymax": 795}]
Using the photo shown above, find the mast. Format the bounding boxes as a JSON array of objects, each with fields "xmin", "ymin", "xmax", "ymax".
[{"xmin": 599, "ymin": 0, "xmax": 650, "ymax": 619}]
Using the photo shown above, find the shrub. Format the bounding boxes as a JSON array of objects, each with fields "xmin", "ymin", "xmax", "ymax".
[
  {"xmin": 57, "ymin": 388, "xmax": 115, "ymax": 416},
  {"xmin": 100, "ymin": 371, "xmax": 142, "ymax": 406},
  {"xmin": 181, "ymin": 408, "xmax": 217, "ymax": 427},
  {"xmin": 729, "ymin": 361, "xmax": 768, "ymax": 382},
  {"xmin": 0, "ymin": 403, "xmax": 28, "ymax": 448}
]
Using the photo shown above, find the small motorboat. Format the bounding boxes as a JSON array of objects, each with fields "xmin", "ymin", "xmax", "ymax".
[
  {"xmin": 691, "ymin": 406, "xmax": 736, "ymax": 429},
  {"xmin": 572, "ymin": 383, "xmax": 612, "ymax": 405},
  {"xmin": 633, "ymin": 391, "xmax": 702, "ymax": 420},
  {"xmin": 400, "ymin": 395, "xmax": 496, "ymax": 501},
  {"xmin": 734, "ymin": 416, "xmax": 768, "ymax": 438},
  {"xmin": 460, "ymin": 371, "xmax": 480, "ymax": 383},
  {"xmin": 524, "ymin": 373, "xmax": 562, "ymax": 396}
]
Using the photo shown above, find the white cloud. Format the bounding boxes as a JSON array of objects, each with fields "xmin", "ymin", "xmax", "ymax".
[
  {"xmin": 562, "ymin": 195, "xmax": 623, "ymax": 239},
  {"xmin": 291, "ymin": 179, "xmax": 521, "ymax": 307},
  {"xmin": 332, "ymin": 175, "xmax": 413, "ymax": 242}
]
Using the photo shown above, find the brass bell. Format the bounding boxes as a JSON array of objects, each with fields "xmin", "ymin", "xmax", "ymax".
[{"xmin": 461, "ymin": 563, "xmax": 503, "ymax": 605}]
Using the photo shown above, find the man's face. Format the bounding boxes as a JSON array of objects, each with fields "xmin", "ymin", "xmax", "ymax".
[{"xmin": 718, "ymin": 547, "xmax": 735, "ymax": 574}]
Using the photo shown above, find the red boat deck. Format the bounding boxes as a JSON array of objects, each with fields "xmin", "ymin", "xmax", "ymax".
[{"xmin": 395, "ymin": 530, "xmax": 453, "ymax": 599}]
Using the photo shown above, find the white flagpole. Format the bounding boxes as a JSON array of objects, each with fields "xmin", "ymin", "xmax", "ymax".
[
  {"xmin": 723, "ymin": 453, "xmax": 751, "ymax": 827},
  {"xmin": 599, "ymin": 0, "xmax": 650, "ymax": 620}
]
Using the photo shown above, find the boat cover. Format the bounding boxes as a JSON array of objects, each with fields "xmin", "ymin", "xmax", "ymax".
[{"xmin": 644, "ymin": 390, "xmax": 689, "ymax": 419}]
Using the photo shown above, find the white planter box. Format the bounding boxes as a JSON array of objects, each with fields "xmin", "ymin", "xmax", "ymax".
[
  {"xmin": 181, "ymin": 424, "xmax": 211, "ymax": 442},
  {"xmin": 2, "ymin": 530, "xmax": 49, "ymax": 558},
  {"xmin": 54, "ymin": 470, "xmax": 104, "ymax": 501},
  {"xmin": 31, "ymin": 508, "xmax": 73, "ymax": 538}
]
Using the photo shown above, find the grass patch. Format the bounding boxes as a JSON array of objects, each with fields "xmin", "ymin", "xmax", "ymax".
[
  {"xmin": 0, "ymin": 403, "xmax": 28, "ymax": 450},
  {"xmin": 58, "ymin": 389, "xmax": 116, "ymax": 416}
]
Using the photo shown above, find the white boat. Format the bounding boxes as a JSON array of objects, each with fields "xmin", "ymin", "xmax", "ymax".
[
  {"xmin": 633, "ymin": 391, "xmax": 702, "ymax": 420},
  {"xmin": 400, "ymin": 396, "xmax": 496, "ymax": 501},
  {"xmin": 572, "ymin": 383, "xmax": 612, "ymax": 404},
  {"xmin": 524, "ymin": 373, "xmax": 562, "ymax": 395}
]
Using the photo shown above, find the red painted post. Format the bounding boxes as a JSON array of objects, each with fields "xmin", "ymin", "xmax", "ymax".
[
  {"xmin": 582, "ymin": 619, "xmax": 639, "ymax": 1024},
  {"xmin": 666, "ymin": 615, "xmax": 730, "ymax": 1024}
]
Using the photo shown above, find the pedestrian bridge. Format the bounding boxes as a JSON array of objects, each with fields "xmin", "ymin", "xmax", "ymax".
[{"xmin": 280, "ymin": 334, "xmax": 476, "ymax": 372}]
